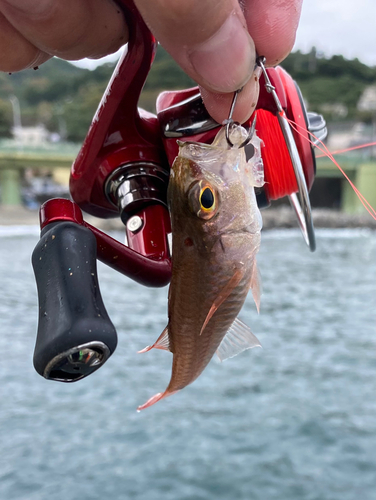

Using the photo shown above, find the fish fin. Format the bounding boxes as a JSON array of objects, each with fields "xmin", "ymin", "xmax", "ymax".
[
  {"xmin": 137, "ymin": 390, "xmax": 178, "ymax": 411},
  {"xmin": 138, "ymin": 326, "xmax": 170, "ymax": 353},
  {"xmin": 250, "ymin": 259, "xmax": 262, "ymax": 313},
  {"xmin": 199, "ymin": 268, "xmax": 244, "ymax": 335},
  {"xmin": 216, "ymin": 317, "xmax": 261, "ymax": 362}
]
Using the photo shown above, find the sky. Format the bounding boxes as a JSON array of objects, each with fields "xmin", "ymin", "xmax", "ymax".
[
  {"xmin": 294, "ymin": 0, "xmax": 376, "ymax": 66},
  {"xmin": 74, "ymin": 0, "xmax": 376, "ymax": 70}
]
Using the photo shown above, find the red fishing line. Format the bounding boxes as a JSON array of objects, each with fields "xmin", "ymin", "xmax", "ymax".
[
  {"xmin": 316, "ymin": 141, "xmax": 376, "ymax": 158},
  {"xmin": 257, "ymin": 109, "xmax": 298, "ymax": 200},
  {"xmin": 283, "ymin": 113, "xmax": 376, "ymax": 221}
]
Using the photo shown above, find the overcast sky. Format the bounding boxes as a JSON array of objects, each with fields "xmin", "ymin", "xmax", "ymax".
[
  {"xmin": 294, "ymin": 0, "xmax": 376, "ymax": 66},
  {"xmin": 74, "ymin": 0, "xmax": 376, "ymax": 70}
]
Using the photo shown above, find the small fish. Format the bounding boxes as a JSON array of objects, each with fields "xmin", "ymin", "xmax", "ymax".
[{"xmin": 137, "ymin": 124, "xmax": 264, "ymax": 410}]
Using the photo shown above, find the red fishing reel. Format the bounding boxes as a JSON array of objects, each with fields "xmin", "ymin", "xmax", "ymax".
[{"xmin": 32, "ymin": 0, "xmax": 326, "ymax": 383}]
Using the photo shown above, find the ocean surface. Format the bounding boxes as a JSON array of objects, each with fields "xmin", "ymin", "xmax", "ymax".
[{"xmin": 0, "ymin": 226, "xmax": 375, "ymax": 500}]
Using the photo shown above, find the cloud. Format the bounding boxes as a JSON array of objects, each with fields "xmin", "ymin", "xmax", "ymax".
[{"xmin": 294, "ymin": 0, "xmax": 376, "ymax": 66}]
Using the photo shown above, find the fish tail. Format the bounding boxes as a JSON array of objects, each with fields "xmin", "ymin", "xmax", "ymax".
[{"xmin": 137, "ymin": 390, "xmax": 178, "ymax": 411}]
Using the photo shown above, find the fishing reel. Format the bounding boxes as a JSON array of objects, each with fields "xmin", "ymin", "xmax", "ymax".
[{"xmin": 32, "ymin": 0, "xmax": 326, "ymax": 383}]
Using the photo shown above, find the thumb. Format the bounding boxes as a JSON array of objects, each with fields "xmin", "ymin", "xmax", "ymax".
[{"xmin": 134, "ymin": 0, "xmax": 256, "ymax": 96}]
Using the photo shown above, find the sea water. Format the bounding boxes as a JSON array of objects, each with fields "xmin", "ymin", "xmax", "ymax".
[{"xmin": 0, "ymin": 227, "xmax": 375, "ymax": 500}]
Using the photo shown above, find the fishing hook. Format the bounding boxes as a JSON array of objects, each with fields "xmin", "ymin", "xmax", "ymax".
[{"xmin": 225, "ymin": 88, "xmax": 257, "ymax": 149}]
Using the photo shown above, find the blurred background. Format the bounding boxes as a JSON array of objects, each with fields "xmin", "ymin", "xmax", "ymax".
[
  {"xmin": 0, "ymin": 3, "xmax": 376, "ymax": 216},
  {"xmin": 0, "ymin": 1, "xmax": 376, "ymax": 499}
]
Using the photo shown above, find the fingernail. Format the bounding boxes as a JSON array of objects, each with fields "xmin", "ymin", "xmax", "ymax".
[{"xmin": 189, "ymin": 13, "xmax": 255, "ymax": 93}]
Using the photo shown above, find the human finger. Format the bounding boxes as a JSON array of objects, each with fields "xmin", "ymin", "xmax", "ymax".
[
  {"xmin": 134, "ymin": 0, "xmax": 302, "ymax": 123},
  {"xmin": 199, "ymin": 68, "xmax": 261, "ymax": 124},
  {"xmin": 0, "ymin": 0, "xmax": 128, "ymax": 63},
  {"xmin": 0, "ymin": 11, "xmax": 51, "ymax": 72},
  {"xmin": 244, "ymin": 0, "xmax": 303, "ymax": 66},
  {"xmin": 205, "ymin": 0, "xmax": 303, "ymax": 121},
  {"xmin": 134, "ymin": 0, "xmax": 256, "ymax": 95}
]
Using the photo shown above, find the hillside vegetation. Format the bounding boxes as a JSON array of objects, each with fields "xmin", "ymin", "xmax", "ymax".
[{"xmin": 0, "ymin": 46, "xmax": 375, "ymax": 142}]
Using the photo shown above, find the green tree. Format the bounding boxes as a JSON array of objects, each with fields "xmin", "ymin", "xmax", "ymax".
[
  {"xmin": 144, "ymin": 45, "xmax": 195, "ymax": 92},
  {"xmin": 61, "ymin": 83, "xmax": 105, "ymax": 142},
  {"xmin": 0, "ymin": 98, "xmax": 12, "ymax": 137},
  {"xmin": 0, "ymin": 48, "xmax": 375, "ymax": 139}
]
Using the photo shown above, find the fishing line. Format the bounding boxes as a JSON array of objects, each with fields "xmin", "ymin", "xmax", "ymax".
[
  {"xmin": 257, "ymin": 110, "xmax": 298, "ymax": 199},
  {"xmin": 316, "ymin": 141, "xmax": 376, "ymax": 158},
  {"xmin": 285, "ymin": 115, "xmax": 376, "ymax": 220},
  {"xmin": 282, "ymin": 113, "xmax": 376, "ymax": 221}
]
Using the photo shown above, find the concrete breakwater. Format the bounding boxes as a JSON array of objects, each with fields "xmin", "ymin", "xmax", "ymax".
[{"xmin": 261, "ymin": 207, "xmax": 376, "ymax": 230}]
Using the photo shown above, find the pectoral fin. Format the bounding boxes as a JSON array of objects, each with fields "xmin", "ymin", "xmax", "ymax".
[
  {"xmin": 138, "ymin": 326, "xmax": 171, "ymax": 353},
  {"xmin": 199, "ymin": 268, "xmax": 244, "ymax": 336},
  {"xmin": 216, "ymin": 317, "xmax": 261, "ymax": 361},
  {"xmin": 250, "ymin": 259, "xmax": 261, "ymax": 313}
]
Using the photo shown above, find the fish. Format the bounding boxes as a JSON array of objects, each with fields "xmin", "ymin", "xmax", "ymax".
[{"xmin": 137, "ymin": 123, "xmax": 265, "ymax": 411}]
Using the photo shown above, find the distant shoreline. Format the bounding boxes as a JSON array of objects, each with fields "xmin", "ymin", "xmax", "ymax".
[
  {"xmin": 262, "ymin": 207, "xmax": 376, "ymax": 230},
  {"xmin": 0, "ymin": 206, "xmax": 375, "ymax": 230}
]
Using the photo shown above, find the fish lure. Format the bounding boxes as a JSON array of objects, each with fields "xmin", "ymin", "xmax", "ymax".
[{"xmin": 138, "ymin": 124, "xmax": 264, "ymax": 410}]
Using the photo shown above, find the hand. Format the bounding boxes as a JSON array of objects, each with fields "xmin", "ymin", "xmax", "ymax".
[
  {"xmin": 134, "ymin": 0, "xmax": 303, "ymax": 123},
  {"xmin": 0, "ymin": 0, "xmax": 127, "ymax": 70},
  {"xmin": 0, "ymin": 0, "xmax": 302, "ymax": 123}
]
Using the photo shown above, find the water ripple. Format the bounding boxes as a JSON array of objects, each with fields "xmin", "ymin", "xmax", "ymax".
[{"xmin": 0, "ymin": 229, "xmax": 375, "ymax": 500}]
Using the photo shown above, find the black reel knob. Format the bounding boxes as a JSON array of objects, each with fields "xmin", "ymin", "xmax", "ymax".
[{"xmin": 32, "ymin": 221, "xmax": 117, "ymax": 382}]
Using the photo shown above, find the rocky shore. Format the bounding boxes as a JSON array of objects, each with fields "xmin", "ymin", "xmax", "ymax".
[{"xmin": 0, "ymin": 205, "xmax": 375, "ymax": 230}]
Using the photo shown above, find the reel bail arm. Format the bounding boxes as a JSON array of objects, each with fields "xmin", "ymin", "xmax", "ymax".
[{"xmin": 257, "ymin": 56, "xmax": 316, "ymax": 251}]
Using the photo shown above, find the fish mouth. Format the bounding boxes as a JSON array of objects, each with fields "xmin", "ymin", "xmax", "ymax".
[
  {"xmin": 177, "ymin": 139, "xmax": 217, "ymax": 149},
  {"xmin": 177, "ymin": 140, "xmax": 230, "ymax": 167}
]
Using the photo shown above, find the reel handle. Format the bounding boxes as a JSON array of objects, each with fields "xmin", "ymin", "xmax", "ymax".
[
  {"xmin": 32, "ymin": 195, "xmax": 171, "ymax": 383},
  {"xmin": 32, "ymin": 220, "xmax": 117, "ymax": 382}
]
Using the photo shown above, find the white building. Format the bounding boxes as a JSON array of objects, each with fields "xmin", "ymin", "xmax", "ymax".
[
  {"xmin": 12, "ymin": 125, "xmax": 49, "ymax": 146},
  {"xmin": 357, "ymin": 85, "xmax": 376, "ymax": 112}
]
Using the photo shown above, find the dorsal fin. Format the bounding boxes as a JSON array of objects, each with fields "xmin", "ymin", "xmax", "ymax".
[
  {"xmin": 216, "ymin": 317, "xmax": 261, "ymax": 361},
  {"xmin": 138, "ymin": 326, "xmax": 170, "ymax": 353}
]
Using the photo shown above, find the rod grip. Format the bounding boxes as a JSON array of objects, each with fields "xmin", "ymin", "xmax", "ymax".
[{"xmin": 32, "ymin": 221, "xmax": 117, "ymax": 382}]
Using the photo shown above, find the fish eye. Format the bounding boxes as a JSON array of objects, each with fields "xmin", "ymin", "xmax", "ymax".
[
  {"xmin": 187, "ymin": 181, "xmax": 219, "ymax": 220},
  {"xmin": 200, "ymin": 187, "xmax": 215, "ymax": 210}
]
